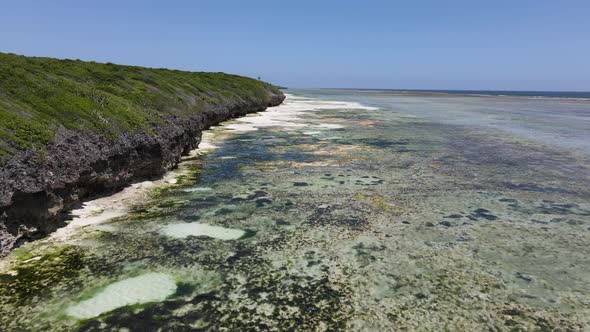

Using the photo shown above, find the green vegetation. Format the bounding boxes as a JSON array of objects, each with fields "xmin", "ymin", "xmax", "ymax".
[
  {"xmin": 0, "ymin": 52, "xmax": 281, "ymax": 162},
  {"xmin": 0, "ymin": 246, "xmax": 91, "ymax": 305},
  {"xmin": 354, "ymin": 193, "xmax": 399, "ymax": 213}
]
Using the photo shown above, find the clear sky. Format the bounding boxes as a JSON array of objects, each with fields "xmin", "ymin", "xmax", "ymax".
[{"xmin": 1, "ymin": 0, "xmax": 589, "ymax": 91}]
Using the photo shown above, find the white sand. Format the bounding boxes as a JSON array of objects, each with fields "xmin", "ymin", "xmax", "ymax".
[
  {"xmin": 161, "ymin": 223, "xmax": 245, "ymax": 240},
  {"xmin": 66, "ymin": 273, "xmax": 177, "ymax": 319},
  {"xmin": 51, "ymin": 178, "xmax": 166, "ymax": 241},
  {"xmin": 50, "ymin": 130, "xmax": 223, "ymax": 242},
  {"xmin": 223, "ymin": 94, "xmax": 377, "ymax": 133}
]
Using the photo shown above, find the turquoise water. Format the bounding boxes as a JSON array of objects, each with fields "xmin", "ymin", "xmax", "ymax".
[{"xmin": 1, "ymin": 90, "xmax": 589, "ymax": 330}]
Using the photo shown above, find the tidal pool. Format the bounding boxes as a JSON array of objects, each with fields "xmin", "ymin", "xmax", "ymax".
[{"xmin": 1, "ymin": 91, "xmax": 589, "ymax": 330}]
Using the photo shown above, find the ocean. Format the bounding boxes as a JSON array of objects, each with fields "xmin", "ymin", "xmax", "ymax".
[{"xmin": 330, "ymin": 88, "xmax": 590, "ymax": 100}]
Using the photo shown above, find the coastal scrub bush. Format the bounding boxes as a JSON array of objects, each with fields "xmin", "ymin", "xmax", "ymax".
[{"xmin": 0, "ymin": 52, "xmax": 280, "ymax": 164}]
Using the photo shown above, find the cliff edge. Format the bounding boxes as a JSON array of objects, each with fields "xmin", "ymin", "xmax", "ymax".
[{"xmin": 0, "ymin": 53, "xmax": 285, "ymax": 256}]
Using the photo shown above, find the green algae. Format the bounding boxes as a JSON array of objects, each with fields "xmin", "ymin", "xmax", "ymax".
[
  {"xmin": 353, "ymin": 194, "xmax": 398, "ymax": 213},
  {"xmin": 0, "ymin": 246, "xmax": 90, "ymax": 305}
]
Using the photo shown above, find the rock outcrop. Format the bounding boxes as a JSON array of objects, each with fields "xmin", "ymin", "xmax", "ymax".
[{"xmin": 0, "ymin": 53, "xmax": 284, "ymax": 256}]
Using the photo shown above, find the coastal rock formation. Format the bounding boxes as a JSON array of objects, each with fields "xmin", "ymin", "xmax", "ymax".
[{"xmin": 0, "ymin": 53, "xmax": 284, "ymax": 256}]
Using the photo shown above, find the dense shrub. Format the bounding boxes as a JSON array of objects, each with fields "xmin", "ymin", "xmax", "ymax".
[{"xmin": 0, "ymin": 52, "xmax": 280, "ymax": 161}]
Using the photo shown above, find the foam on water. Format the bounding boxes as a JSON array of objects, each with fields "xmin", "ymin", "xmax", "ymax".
[
  {"xmin": 66, "ymin": 273, "xmax": 177, "ymax": 319},
  {"xmin": 161, "ymin": 222, "xmax": 246, "ymax": 240}
]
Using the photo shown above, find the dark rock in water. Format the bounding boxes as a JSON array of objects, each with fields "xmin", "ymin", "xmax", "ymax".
[
  {"xmin": 255, "ymin": 198, "xmax": 272, "ymax": 207},
  {"xmin": 457, "ymin": 234, "xmax": 471, "ymax": 241},
  {"xmin": 567, "ymin": 220, "xmax": 584, "ymax": 226},
  {"xmin": 444, "ymin": 214, "xmax": 463, "ymax": 219},
  {"xmin": 402, "ymin": 220, "xmax": 411, "ymax": 224},
  {"xmin": 415, "ymin": 293, "xmax": 428, "ymax": 300},
  {"xmin": 425, "ymin": 222, "xmax": 435, "ymax": 227},
  {"xmin": 240, "ymin": 229, "xmax": 257, "ymax": 239},
  {"xmin": 275, "ymin": 219, "xmax": 289, "ymax": 226},
  {"xmin": 183, "ymin": 215, "xmax": 201, "ymax": 222},
  {"xmin": 293, "ymin": 182, "xmax": 309, "ymax": 187},
  {"xmin": 515, "ymin": 272, "xmax": 534, "ymax": 282},
  {"xmin": 439, "ymin": 220, "xmax": 452, "ymax": 227},
  {"xmin": 534, "ymin": 202, "xmax": 590, "ymax": 216},
  {"xmin": 215, "ymin": 208, "xmax": 235, "ymax": 216},
  {"xmin": 499, "ymin": 198, "xmax": 520, "ymax": 209},
  {"xmin": 306, "ymin": 205, "xmax": 368, "ymax": 231},
  {"xmin": 246, "ymin": 191, "xmax": 268, "ymax": 200},
  {"xmin": 470, "ymin": 208, "xmax": 498, "ymax": 221},
  {"xmin": 499, "ymin": 198, "xmax": 518, "ymax": 203}
]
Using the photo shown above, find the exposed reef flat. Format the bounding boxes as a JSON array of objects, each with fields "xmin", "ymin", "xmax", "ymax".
[
  {"xmin": 1, "ymin": 90, "xmax": 590, "ymax": 330},
  {"xmin": 0, "ymin": 53, "xmax": 284, "ymax": 255}
]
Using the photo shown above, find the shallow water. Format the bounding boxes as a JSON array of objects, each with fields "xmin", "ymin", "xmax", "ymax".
[
  {"xmin": 66, "ymin": 273, "xmax": 177, "ymax": 319},
  {"xmin": 1, "ymin": 90, "xmax": 589, "ymax": 330}
]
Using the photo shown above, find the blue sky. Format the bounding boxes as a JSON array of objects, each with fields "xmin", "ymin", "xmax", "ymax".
[{"xmin": 1, "ymin": 0, "xmax": 589, "ymax": 90}]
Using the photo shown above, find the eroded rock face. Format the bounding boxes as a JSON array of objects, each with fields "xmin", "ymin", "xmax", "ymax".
[{"xmin": 0, "ymin": 92, "xmax": 285, "ymax": 256}]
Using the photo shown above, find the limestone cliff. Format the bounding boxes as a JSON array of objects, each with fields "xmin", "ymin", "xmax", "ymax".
[{"xmin": 0, "ymin": 53, "xmax": 285, "ymax": 255}]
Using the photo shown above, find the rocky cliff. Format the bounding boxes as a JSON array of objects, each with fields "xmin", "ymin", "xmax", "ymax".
[{"xmin": 0, "ymin": 53, "xmax": 285, "ymax": 256}]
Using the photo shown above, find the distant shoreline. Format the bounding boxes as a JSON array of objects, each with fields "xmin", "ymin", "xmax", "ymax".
[{"xmin": 291, "ymin": 88, "xmax": 590, "ymax": 100}]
